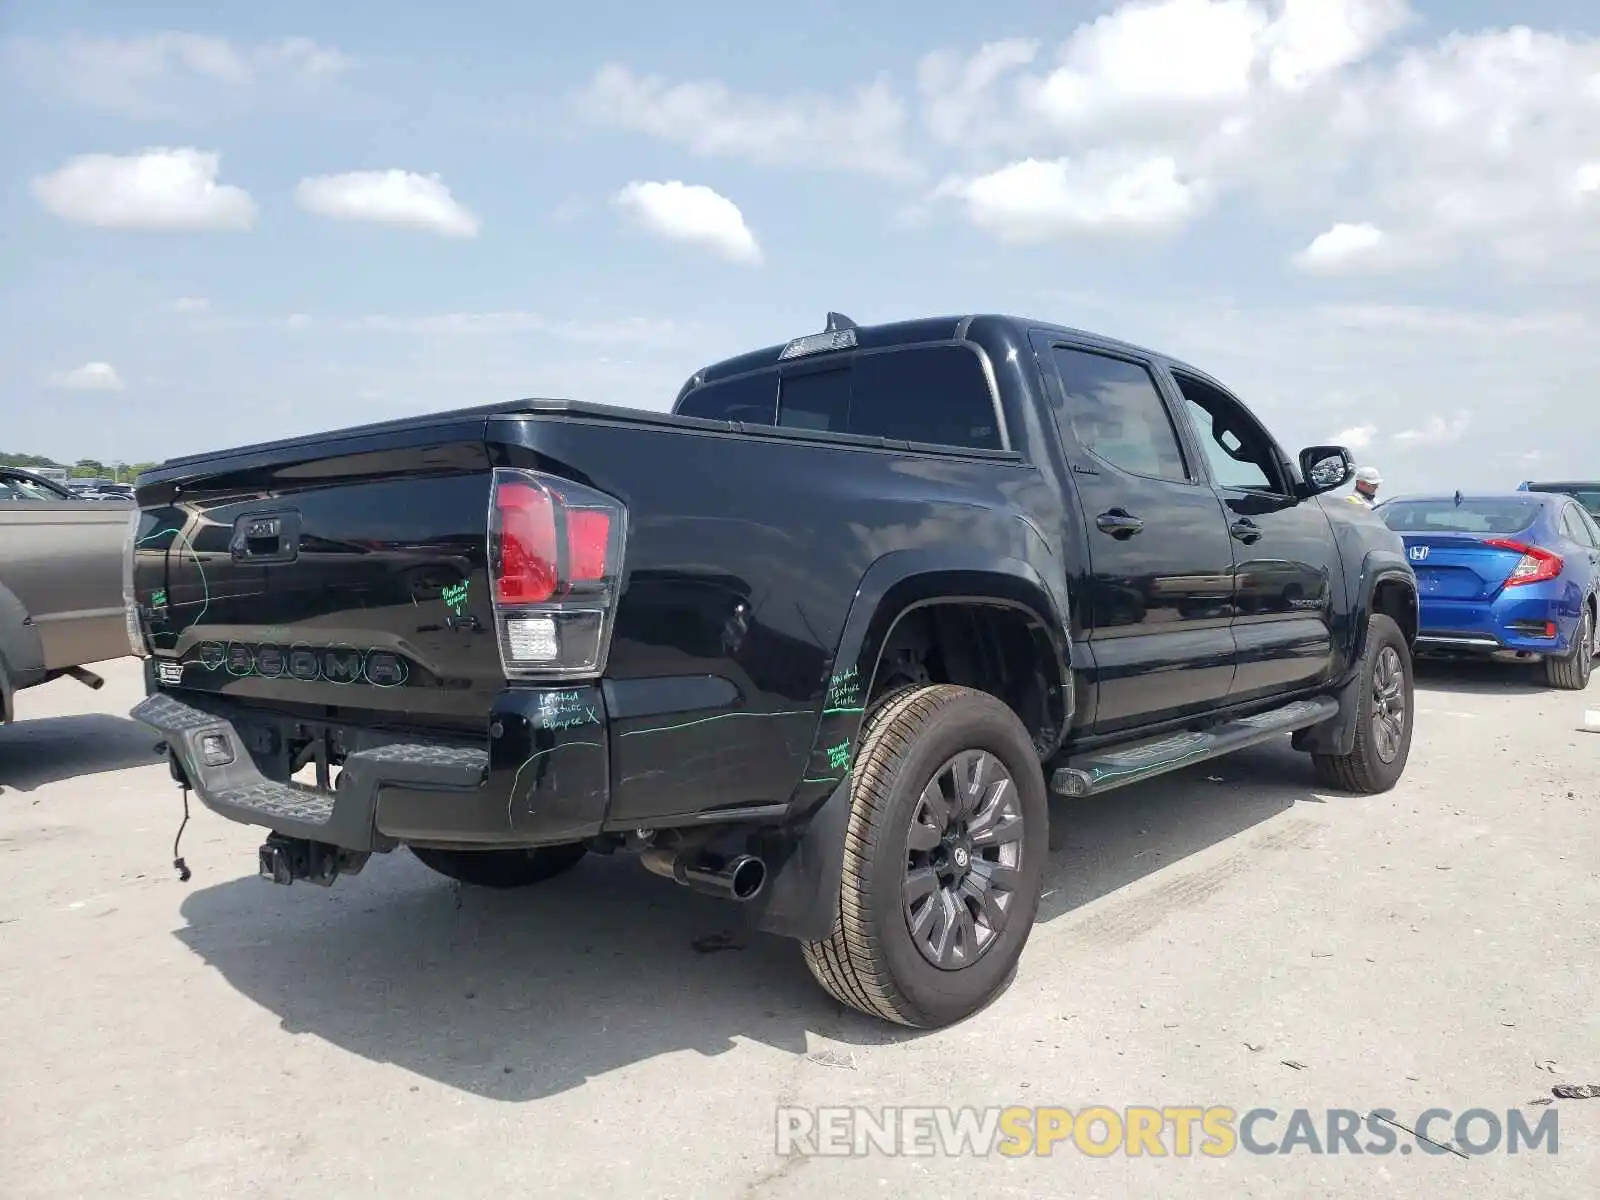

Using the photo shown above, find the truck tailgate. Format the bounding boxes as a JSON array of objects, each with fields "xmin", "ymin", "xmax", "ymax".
[{"xmin": 134, "ymin": 421, "xmax": 502, "ymax": 730}]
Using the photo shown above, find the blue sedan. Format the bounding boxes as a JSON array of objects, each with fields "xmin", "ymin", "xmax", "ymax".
[{"xmin": 1376, "ymin": 492, "xmax": 1600, "ymax": 689}]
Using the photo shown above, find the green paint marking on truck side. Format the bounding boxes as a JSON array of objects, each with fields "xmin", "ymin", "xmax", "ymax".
[
  {"xmin": 506, "ymin": 740, "xmax": 605, "ymax": 823},
  {"xmin": 137, "ymin": 526, "xmax": 209, "ymax": 643},
  {"xmin": 441, "ymin": 580, "xmax": 470, "ymax": 615},
  {"xmin": 620, "ymin": 709, "xmax": 814, "ymax": 737},
  {"xmin": 826, "ymin": 666, "xmax": 861, "ymax": 710}
]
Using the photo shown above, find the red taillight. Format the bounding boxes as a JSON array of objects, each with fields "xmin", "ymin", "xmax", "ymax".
[
  {"xmin": 566, "ymin": 509, "xmax": 612, "ymax": 582},
  {"xmin": 487, "ymin": 468, "xmax": 626, "ymax": 680},
  {"xmin": 1483, "ymin": 538, "xmax": 1563, "ymax": 587},
  {"xmin": 494, "ymin": 481, "xmax": 558, "ymax": 604}
]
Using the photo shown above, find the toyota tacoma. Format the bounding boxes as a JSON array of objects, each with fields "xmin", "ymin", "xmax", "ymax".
[{"xmin": 126, "ymin": 312, "xmax": 1418, "ymax": 1028}]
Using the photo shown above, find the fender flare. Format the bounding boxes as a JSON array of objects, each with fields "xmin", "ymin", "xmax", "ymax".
[
  {"xmin": 0, "ymin": 581, "xmax": 47, "ymax": 724},
  {"xmin": 1293, "ymin": 550, "xmax": 1417, "ymax": 758},
  {"xmin": 747, "ymin": 548, "xmax": 1072, "ymax": 942}
]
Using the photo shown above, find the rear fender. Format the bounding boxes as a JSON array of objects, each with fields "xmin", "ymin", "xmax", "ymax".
[{"xmin": 746, "ymin": 549, "xmax": 1071, "ymax": 941}]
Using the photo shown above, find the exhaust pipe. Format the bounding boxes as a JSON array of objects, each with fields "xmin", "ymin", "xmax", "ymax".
[
  {"xmin": 64, "ymin": 667, "xmax": 104, "ymax": 690},
  {"xmin": 640, "ymin": 847, "xmax": 767, "ymax": 902}
]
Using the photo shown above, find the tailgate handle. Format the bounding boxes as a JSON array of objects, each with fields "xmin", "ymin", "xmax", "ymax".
[{"xmin": 231, "ymin": 511, "xmax": 300, "ymax": 563}]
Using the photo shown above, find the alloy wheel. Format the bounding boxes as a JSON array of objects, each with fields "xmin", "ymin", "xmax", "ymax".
[
  {"xmin": 1372, "ymin": 645, "xmax": 1407, "ymax": 764},
  {"xmin": 903, "ymin": 749, "xmax": 1024, "ymax": 970}
]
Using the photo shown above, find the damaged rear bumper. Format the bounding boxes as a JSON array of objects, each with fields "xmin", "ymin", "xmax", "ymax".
[{"xmin": 130, "ymin": 685, "xmax": 612, "ymax": 854}]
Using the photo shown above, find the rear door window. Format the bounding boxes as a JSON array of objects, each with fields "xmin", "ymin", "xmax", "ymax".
[
  {"xmin": 1562, "ymin": 505, "xmax": 1597, "ymax": 547},
  {"xmin": 680, "ymin": 343, "xmax": 1002, "ymax": 450},
  {"xmin": 1049, "ymin": 347, "xmax": 1190, "ymax": 483},
  {"xmin": 843, "ymin": 345, "xmax": 1001, "ymax": 448},
  {"xmin": 676, "ymin": 372, "xmax": 777, "ymax": 424}
]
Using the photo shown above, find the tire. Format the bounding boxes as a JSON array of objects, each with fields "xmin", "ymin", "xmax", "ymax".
[
  {"xmin": 801, "ymin": 683, "xmax": 1050, "ymax": 1029},
  {"xmin": 1544, "ymin": 603, "xmax": 1594, "ymax": 691},
  {"xmin": 1311, "ymin": 613, "xmax": 1414, "ymax": 794},
  {"xmin": 409, "ymin": 843, "xmax": 588, "ymax": 889}
]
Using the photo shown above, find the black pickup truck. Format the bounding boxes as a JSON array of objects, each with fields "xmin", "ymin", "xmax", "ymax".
[{"xmin": 126, "ymin": 312, "xmax": 1418, "ymax": 1029}]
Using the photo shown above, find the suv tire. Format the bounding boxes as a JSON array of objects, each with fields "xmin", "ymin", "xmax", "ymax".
[
  {"xmin": 410, "ymin": 843, "xmax": 588, "ymax": 889},
  {"xmin": 801, "ymin": 684, "xmax": 1049, "ymax": 1028},
  {"xmin": 1311, "ymin": 613, "xmax": 1414, "ymax": 794}
]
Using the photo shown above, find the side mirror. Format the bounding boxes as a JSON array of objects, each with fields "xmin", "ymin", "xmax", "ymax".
[{"xmin": 1297, "ymin": 445, "xmax": 1354, "ymax": 497}]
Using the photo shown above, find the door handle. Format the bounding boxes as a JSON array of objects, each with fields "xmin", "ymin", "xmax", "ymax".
[
  {"xmin": 1095, "ymin": 509, "xmax": 1144, "ymax": 539},
  {"xmin": 1229, "ymin": 518, "xmax": 1262, "ymax": 544}
]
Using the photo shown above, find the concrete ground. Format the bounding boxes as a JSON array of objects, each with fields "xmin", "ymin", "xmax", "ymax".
[{"xmin": 1, "ymin": 658, "xmax": 1595, "ymax": 1199}]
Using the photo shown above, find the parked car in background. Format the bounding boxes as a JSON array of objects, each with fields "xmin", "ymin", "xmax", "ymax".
[
  {"xmin": 1518, "ymin": 479, "xmax": 1600, "ymax": 520},
  {"xmin": 0, "ymin": 466, "xmax": 137, "ymax": 723},
  {"xmin": 1377, "ymin": 491, "xmax": 1600, "ymax": 689}
]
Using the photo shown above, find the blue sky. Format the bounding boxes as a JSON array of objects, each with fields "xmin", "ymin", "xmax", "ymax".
[{"xmin": 3, "ymin": 0, "xmax": 1597, "ymax": 493}]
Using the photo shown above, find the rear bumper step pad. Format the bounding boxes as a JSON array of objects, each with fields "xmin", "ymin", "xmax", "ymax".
[{"xmin": 132, "ymin": 692, "xmax": 489, "ymax": 853}]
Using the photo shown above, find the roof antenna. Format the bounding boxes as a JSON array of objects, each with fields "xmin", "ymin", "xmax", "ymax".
[{"xmin": 824, "ymin": 312, "xmax": 857, "ymax": 333}]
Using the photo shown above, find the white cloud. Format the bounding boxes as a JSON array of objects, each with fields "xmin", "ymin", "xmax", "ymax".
[
  {"xmin": 172, "ymin": 296, "xmax": 210, "ymax": 313},
  {"xmin": 1260, "ymin": 0, "xmax": 1413, "ymax": 91},
  {"xmin": 1293, "ymin": 221, "xmax": 1387, "ymax": 271},
  {"xmin": 913, "ymin": 5, "xmax": 1600, "ymax": 268},
  {"xmin": 578, "ymin": 64, "xmax": 918, "ymax": 179},
  {"xmin": 48, "ymin": 362, "xmax": 125, "ymax": 392},
  {"xmin": 1025, "ymin": 0, "xmax": 1269, "ymax": 128},
  {"xmin": 1333, "ymin": 423, "xmax": 1377, "ymax": 449},
  {"xmin": 2, "ymin": 32, "xmax": 352, "ymax": 118},
  {"xmin": 1393, "ymin": 411, "xmax": 1470, "ymax": 445},
  {"xmin": 31, "ymin": 148, "xmax": 256, "ymax": 231},
  {"xmin": 938, "ymin": 154, "xmax": 1202, "ymax": 241},
  {"xmin": 295, "ymin": 171, "xmax": 481, "ymax": 238},
  {"xmin": 614, "ymin": 181, "xmax": 761, "ymax": 264},
  {"xmin": 918, "ymin": 39, "xmax": 1040, "ymax": 145}
]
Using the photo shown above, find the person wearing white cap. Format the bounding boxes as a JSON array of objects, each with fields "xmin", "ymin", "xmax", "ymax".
[{"xmin": 1347, "ymin": 465, "xmax": 1382, "ymax": 508}]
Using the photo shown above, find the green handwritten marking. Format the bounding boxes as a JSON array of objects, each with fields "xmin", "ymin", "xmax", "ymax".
[
  {"xmin": 826, "ymin": 666, "xmax": 862, "ymax": 710},
  {"xmin": 150, "ymin": 589, "xmax": 167, "ymax": 607},
  {"xmin": 506, "ymin": 740, "xmax": 604, "ymax": 824},
  {"xmin": 802, "ymin": 776, "xmax": 842, "ymax": 784},
  {"xmin": 823, "ymin": 706, "xmax": 864, "ymax": 716},
  {"xmin": 137, "ymin": 527, "xmax": 209, "ymax": 646},
  {"xmin": 620, "ymin": 709, "xmax": 814, "ymax": 737},
  {"xmin": 826, "ymin": 740, "xmax": 851, "ymax": 771},
  {"xmin": 441, "ymin": 580, "xmax": 470, "ymax": 616},
  {"xmin": 536, "ymin": 690, "xmax": 599, "ymax": 730}
]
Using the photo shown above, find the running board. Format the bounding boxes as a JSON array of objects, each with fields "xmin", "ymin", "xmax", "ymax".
[{"xmin": 1051, "ymin": 696, "xmax": 1339, "ymax": 798}]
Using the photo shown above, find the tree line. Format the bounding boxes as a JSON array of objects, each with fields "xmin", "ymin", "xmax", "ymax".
[{"xmin": 0, "ymin": 452, "xmax": 161, "ymax": 480}]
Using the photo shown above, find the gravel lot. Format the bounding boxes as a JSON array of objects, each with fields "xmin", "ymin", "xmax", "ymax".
[{"xmin": 2, "ymin": 657, "xmax": 1596, "ymax": 1198}]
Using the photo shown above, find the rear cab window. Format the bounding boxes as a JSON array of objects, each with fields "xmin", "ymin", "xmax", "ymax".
[
  {"xmin": 675, "ymin": 343, "xmax": 1002, "ymax": 451},
  {"xmin": 1378, "ymin": 499, "xmax": 1542, "ymax": 535}
]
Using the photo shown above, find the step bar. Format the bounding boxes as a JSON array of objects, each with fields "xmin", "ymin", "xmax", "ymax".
[{"xmin": 1051, "ymin": 696, "xmax": 1339, "ymax": 798}]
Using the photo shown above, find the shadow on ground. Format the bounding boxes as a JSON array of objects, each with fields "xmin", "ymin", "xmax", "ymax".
[
  {"xmin": 0, "ymin": 714, "xmax": 161, "ymax": 793},
  {"xmin": 1413, "ymin": 656, "xmax": 1555, "ymax": 696},
  {"xmin": 176, "ymin": 736, "xmax": 1319, "ymax": 1102}
]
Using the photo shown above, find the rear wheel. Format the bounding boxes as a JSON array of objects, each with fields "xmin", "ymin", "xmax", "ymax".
[
  {"xmin": 1544, "ymin": 604, "xmax": 1594, "ymax": 691},
  {"xmin": 409, "ymin": 843, "xmax": 588, "ymax": 889},
  {"xmin": 1311, "ymin": 613, "xmax": 1414, "ymax": 794},
  {"xmin": 801, "ymin": 684, "xmax": 1049, "ymax": 1029}
]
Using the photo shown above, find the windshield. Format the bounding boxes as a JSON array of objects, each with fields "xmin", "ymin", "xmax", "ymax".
[
  {"xmin": 1379, "ymin": 498, "xmax": 1542, "ymax": 535},
  {"xmin": 0, "ymin": 474, "xmax": 69, "ymax": 502}
]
